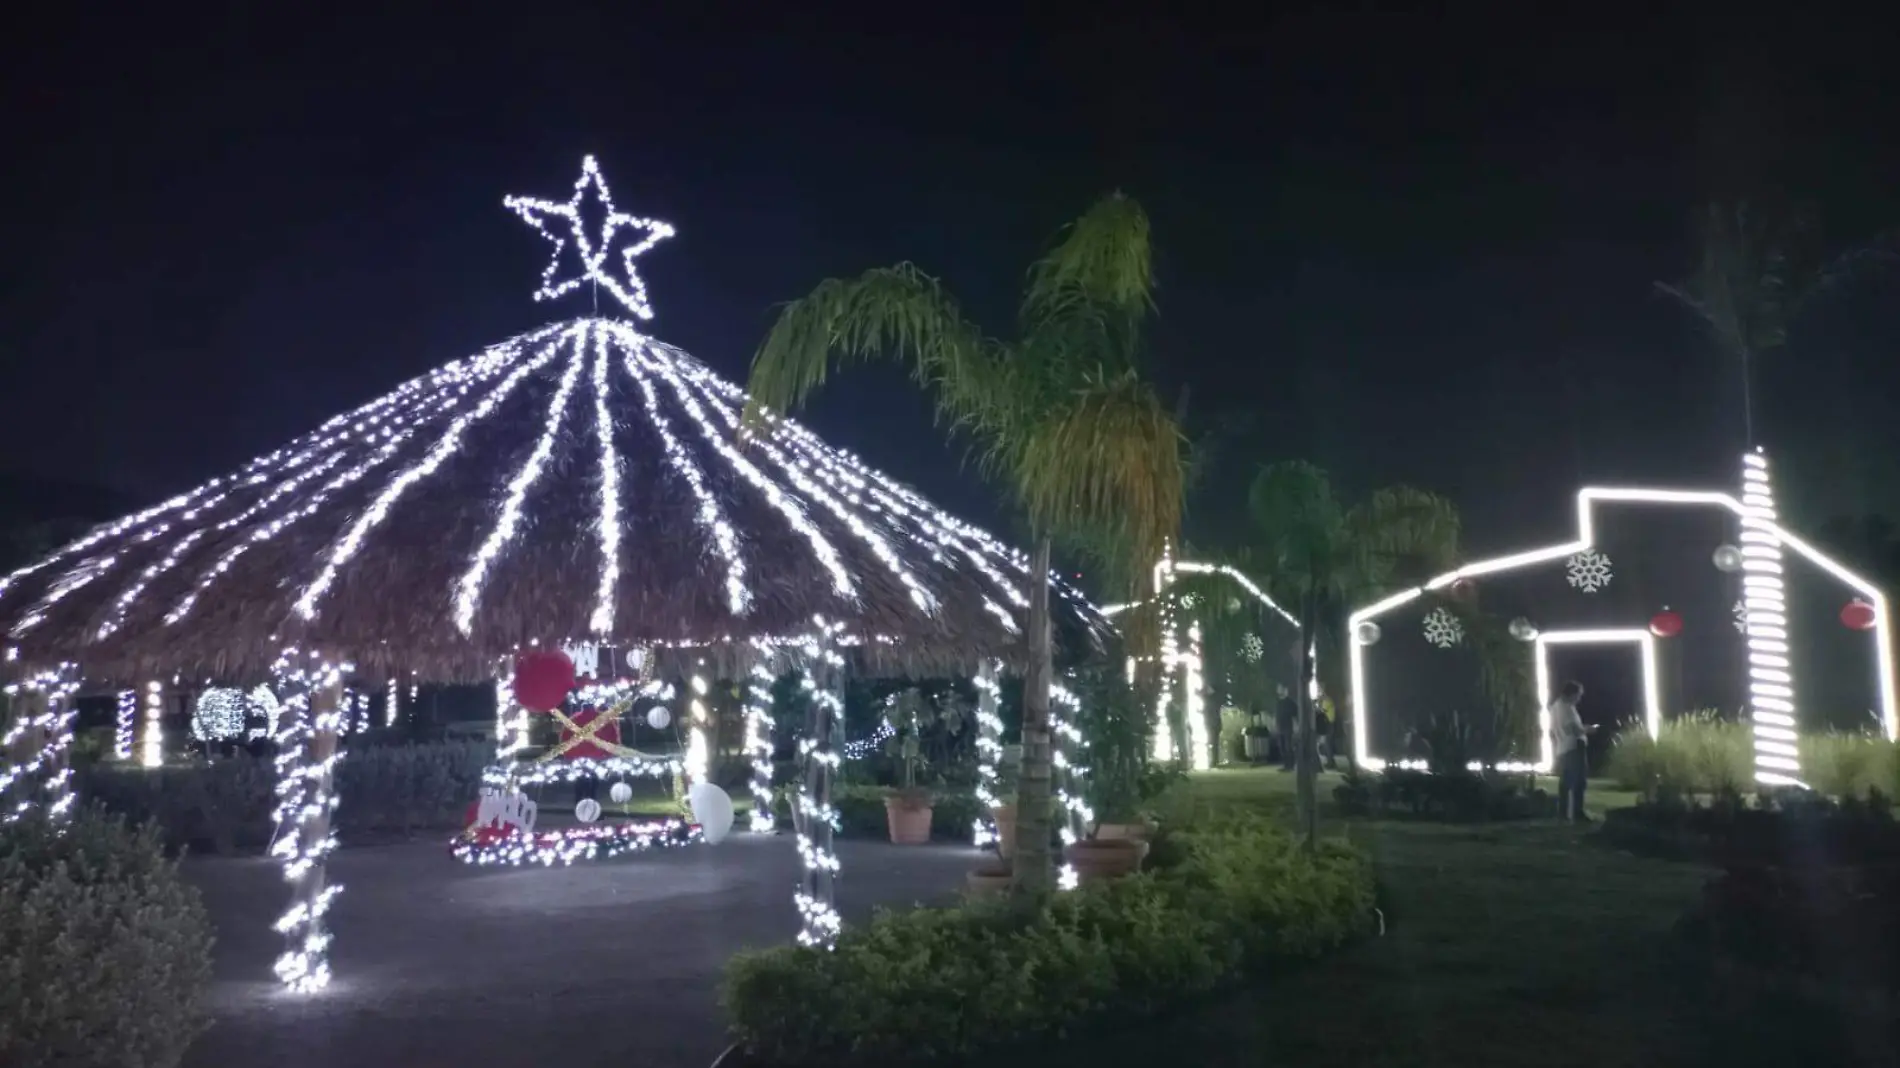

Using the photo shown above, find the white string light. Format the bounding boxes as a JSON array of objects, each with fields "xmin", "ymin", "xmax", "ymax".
[
  {"xmin": 615, "ymin": 326, "xmax": 855, "ymax": 599},
  {"xmin": 504, "ymin": 155, "xmax": 675, "ymax": 320},
  {"xmin": 794, "ymin": 619, "xmax": 846, "ymax": 948},
  {"xmin": 587, "ymin": 325, "xmax": 625, "ymax": 634},
  {"xmin": 268, "ymin": 648, "xmax": 349, "ymax": 994},
  {"xmin": 453, "ymin": 329, "xmax": 588, "ymax": 633},
  {"xmin": 297, "ymin": 332, "xmax": 572, "ymax": 620},
  {"xmin": 115, "ymin": 689, "xmax": 136, "ymax": 761},
  {"xmin": 615, "ymin": 328, "xmax": 750, "ymax": 615},
  {"xmin": 141, "ymin": 680, "xmax": 165, "ymax": 768},
  {"xmin": 745, "ymin": 659, "xmax": 777, "ymax": 832},
  {"xmin": 1739, "ymin": 451, "xmax": 1804, "ymax": 787},
  {"xmin": 0, "ymin": 664, "xmax": 78, "ymax": 823},
  {"xmin": 454, "ymin": 818, "xmax": 702, "ymax": 866},
  {"xmin": 685, "ymin": 668, "xmax": 711, "ymax": 785},
  {"xmin": 972, "ymin": 662, "xmax": 1003, "ymax": 847},
  {"xmin": 1532, "ymin": 629, "xmax": 1661, "ymax": 773}
]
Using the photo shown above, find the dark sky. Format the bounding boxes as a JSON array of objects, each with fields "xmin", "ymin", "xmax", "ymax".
[{"xmin": 5, "ymin": 5, "xmax": 1899, "ymax": 566}]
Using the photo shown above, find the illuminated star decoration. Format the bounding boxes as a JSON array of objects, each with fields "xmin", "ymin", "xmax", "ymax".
[{"xmin": 504, "ymin": 156, "xmax": 676, "ymax": 320}]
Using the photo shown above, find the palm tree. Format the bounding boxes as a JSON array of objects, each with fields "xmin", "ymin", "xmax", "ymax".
[
  {"xmin": 1243, "ymin": 462, "xmax": 1461, "ymax": 845},
  {"xmin": 743, "ymin": 195, "xmax": 1184, "ymax": 893}
]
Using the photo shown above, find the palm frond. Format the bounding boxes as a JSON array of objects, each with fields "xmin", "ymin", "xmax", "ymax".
[
  {"xmin": 743, "ymin": 264, "xmax": 1005, "ymax": 434},
  {"xmin": 1020, "ymin": 193, "xmax": 1154, "ymax": 367},
  {"xmin": 1009, "ymin": 368, "xmax": 1183, "ymax": 601},
  {"xmin": 1245, "ymin": 461, "xmax": 1344, "ymax": 593}
]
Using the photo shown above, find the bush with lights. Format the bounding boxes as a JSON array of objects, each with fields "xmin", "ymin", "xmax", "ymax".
[
  {"xmin": 722, "ymin": 813, "xmax": 1372, "ymax": 1065},
  {"xmin": 0, "ymin": 807, "xmax": 214, "ymax": 1068}
]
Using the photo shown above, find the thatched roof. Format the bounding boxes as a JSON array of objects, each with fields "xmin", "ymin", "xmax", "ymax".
[{"xmin": 0, "ymin": 318, "xmax": 1110, "ymax": 684}]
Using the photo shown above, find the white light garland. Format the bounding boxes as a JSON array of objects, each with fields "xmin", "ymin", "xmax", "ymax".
[
  {"xmin": 268, "ymin": 648, "xmax": 350, "ymax": 994},
  {"xmin": 453, "ymin": 330, "xmax": 589, "ymax": 633},
  {"xmin": 587, "ymin": 325, "xmax": 625, "ymax": 634},
  {"xmin": 297, "ymin": 332, "xmax": 571, "ymax": 621},
  {"xmin": 1740, "ymin": 451, "xmax": 1803, "ymax": 787},
  {"xmin": 191, "ymin": 688, "xmax": 251, "ymax": 742},
  {"xmin": 745, "ymin": 659, "xmax": 777, "ymax": 832},
  {"xmin": 619, "ymin": 328, "xmax": 855, "ymax": 599},
  {"xmin": 972, "ymin": 662, "xmax": 1003, "ymax": 847},
  {"xmin": 385, "ymin": 677, "xmax": 399, "ymax": 728},
  {"xmin": 141, "ymin": 680, "xmax": 165, "ymax": 768},
  {"xmin": 685, "ymin": 668, "xmax": 711, "ymax": 785},
  {"xmin": 481, "ymin": 754, "xmax": 680, "ymax": 790},
  {"xmin": 794, "ymin": 621, "xmax": 846, "ymax": 948},
  {"xmin": 115, "ymin": 689, "xmax": 135, "ymax": 761},
  {"xmin": 0, "ymin": 664, "xmax": 78, "ymax": 823},
  {"xmin": 504, "ymin": 155, "xmax": 675, "ymax": 320},
  {"xmin": 454, "ymin": 817, "xmax": 702, "ymax": 866},
  {"xmin": 616, "ymin": 330, "xmax": 750, "ymax": 615}
]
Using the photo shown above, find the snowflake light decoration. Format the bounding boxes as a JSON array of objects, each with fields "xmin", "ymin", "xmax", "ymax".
[
  {"xmin": 1566, "ymin": 548, "xmax": 1613, "ymax": 593},
  {"xmin": 1733, "ymin": 598, "xmax": 1748, "ymax": 634},
  {"xmin": 504, "ymin": 156, "xmax": 675, "ymax": 320},
  {"xmin": 1240, "ymin": 632, "xmax": 1264, "ymax": 662},
  {"xmin": 1421, "ymin": 606, "xmax": 1464, "ymax": 648}
]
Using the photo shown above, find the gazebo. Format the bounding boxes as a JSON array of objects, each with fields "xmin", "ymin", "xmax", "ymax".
[{"xmin": 0, "ymin": 157, "xmax": 1109, "ymax": 992}]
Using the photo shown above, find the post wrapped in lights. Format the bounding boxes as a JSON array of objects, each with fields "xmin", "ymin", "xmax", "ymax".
[
  {"xmin": 115, "ymin": 688, "xmax": 136, "ymax": 761},
  {"xmin": 141, "ymin": 680, "xmax": 165, "ymax": 768},
  {"xmin": 971, "ymin": 661, "xmax": 1004, "ymax": 847},
  {"xmin": 0, "ymin": 664, "xmax": 78, "ymax": 822},
  {"xmin": 269, "ymin": 648, "xmax": 350, "ymax": 994},
  {"xmin": 1738, "ymin": 451, "xmax": 1804, "ymax": 787},
  {"xmin": 793, "ymin": 620, "xmax": 846, "ymax": 948},
  {"xmin": 745, "ymin": 659, "xmax": 777, "ymax": 832},
  {"xmin": 685, "ymin": 667, "xmax": 711, "ymax": 785}
]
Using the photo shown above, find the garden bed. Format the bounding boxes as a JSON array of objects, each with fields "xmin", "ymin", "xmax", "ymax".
[
  {"xmin": 1332, "ymin": 766, "xmax": 1548, "ymax": 822},
  {"xmin": 721, "ymin": 815, "xmax": 1374, "ymax": 1066},
  {"xmin": 1596, "ymin": 791, "xmax": 1900, "ymax": 867}
]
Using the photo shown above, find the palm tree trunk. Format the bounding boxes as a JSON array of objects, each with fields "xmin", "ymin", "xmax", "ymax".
[
  {"xmin": 1011, "ymin": 535, "xmax": 1056, "ymax": 894},
  {"xmin": 1296, "ymin": 594, "xmax": 1319, "ymax": 849}
]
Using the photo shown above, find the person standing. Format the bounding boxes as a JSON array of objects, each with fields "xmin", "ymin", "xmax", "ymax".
[
  {"xmin": 1315, "ymin": 691, "xmax": 1338, "ymax": 770},
  {"xmin": 1548, "ymin": 681, "xmax": 1596, "ymax": 821},
  {"xmin": 1275, "ymin": 685, "xmax": 1298, "ymax": 771}
]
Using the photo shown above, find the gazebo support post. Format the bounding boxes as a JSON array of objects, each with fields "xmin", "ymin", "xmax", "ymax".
[
  {"xmin": 972, "ymin": 660, "xmax": 1003, "ymax": 848},
  {"xmin": 1, "ymin": 664, "xmax": 77, "ymax": 822},
  {"xmin": 794, "ymin": 624, "xmax": 846, "ymax": 946},
  {"xmin": 271, "ymin": 650, "xmax": 348, "ymax": 993}
]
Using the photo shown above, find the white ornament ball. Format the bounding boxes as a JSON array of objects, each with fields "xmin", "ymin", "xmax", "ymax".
[
  {"xmin": 687, "ymin": 782, "xmax": 736, "ymax": 844},
  {"xmin": 646, "ymin": 707, "xmax": 671, "ymax": 730},
  {"xmin": 1713, "ymin": 545, "xmax": 1744, "ymax": 572},
  {"xmin": 574, "ymin": 799, "xmax": 602, "ymax": 824},
  {"xmin": 608, "ymin": 782, "xmax": 633, "ymax": 805},
  {"xmin": 626, "ymin": 647, "xmax": 647, "ymax": 671},
  {"xmin": 1354, "ymin": 621, "xmax": 1382, "ymax": 646},
  {"xmin": 1508, "ymin": 617, "xmax": 1539, "ymax": 642}
]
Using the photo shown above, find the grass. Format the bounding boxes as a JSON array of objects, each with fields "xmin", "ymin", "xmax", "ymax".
[{"xmin": 995, "ymin": 768, "xmax": 1887, "ymax": 1068}]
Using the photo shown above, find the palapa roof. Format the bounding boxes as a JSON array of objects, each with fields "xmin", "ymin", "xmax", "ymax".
[{"xmin": 0, "ymin": 317, "xmax": 1110, "ymax": 683}]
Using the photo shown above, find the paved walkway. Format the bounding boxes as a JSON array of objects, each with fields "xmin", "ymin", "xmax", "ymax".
[{"xmin": 182, "ymin": 834, "xmax": 975, "ymax": 1068}]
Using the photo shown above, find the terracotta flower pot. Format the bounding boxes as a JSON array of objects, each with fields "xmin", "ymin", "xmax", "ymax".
[
  {"xmin": 884, "ymin": 793, "xmax": 934, "ymax": 845},
  {"xmin": 1093, "ymin": 821, "xmax": 1150, "ymax": 842},
  {"xmin": 991, "ymin": 802, "xmax": 1018, "ymax": 858},
  {"xmin": 965, "ymin": 860, "xmax": 1012, "ymax": 897},
  {"xmin": 1064, "ymin": 837, "xmax": 1145, "ymax": 884}
]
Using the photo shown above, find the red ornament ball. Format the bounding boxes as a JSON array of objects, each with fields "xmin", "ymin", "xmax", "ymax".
[
  {"xmin": 1450, "ymin": 578, "xmax": 1477, "ymax": 600},
  {"xmin": 1841, "ymin": 600, "xmax": 1878, "ymax": 631},
  {"xmin": 513, "ymin": 649, "xmax": 577, "ymax": 712},
  {"xmin": 1649, "ymin": 610, "xmax": 1683, "ymax": 638}
]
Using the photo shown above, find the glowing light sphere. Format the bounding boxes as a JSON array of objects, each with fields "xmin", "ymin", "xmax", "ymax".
[
  {"xmin": 1354, "ymin": 620, "xmax": 1382, "ymax": 646},
  {"xmin": 1508, "ymin": 617, "xmax": 1539, "ymax": 642},
  {"xmin": 1842, "ymin": 599, "xmax": 1878, "ymax": 631},
  {"xmin": 1712, "ymin": 544, "xmax": 1744, "ymax": 572},
  {"xmin": 574, "ymin": 799, "xmax": 602, "ymax": 823},
  {"xmin": 608, "ymin": 782, "xmax": 633, "ymax": 804},
  {"xmin": 688, "ymin": 782, "xmax": 735, "ymax": 844},
  {"xmin": 646, "ymin": 706, "xmax": 671, "ymax": 730},
  {"xmin": 1649, "ymin": 609, "xmax": 1683, "ymax": 638}
]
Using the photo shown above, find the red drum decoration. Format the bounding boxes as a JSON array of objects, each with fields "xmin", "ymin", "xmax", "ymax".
[
  {"xmin": 1841, "ymin": 600, "xmax": 1878, "ymax": 631},
  {"xmin": 513, "ymin": 649, "xmax": 577, "ymax": 712},
  {"xmin": 1649, "ymin": 610, "xmax": 1683, "ymax": 638}
]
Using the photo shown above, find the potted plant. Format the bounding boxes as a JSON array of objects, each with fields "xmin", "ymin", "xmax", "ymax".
[
  {"xmin": 882, "ymin": 689, "xmax": 935, "ymax": 845},
  {"xmin": 1063, "ymin": 668, "xmax": 1149, "ymax": 883}
]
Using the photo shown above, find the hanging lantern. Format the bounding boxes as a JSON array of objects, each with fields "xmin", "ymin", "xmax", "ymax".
[
  {"xmin": 513, "ymin": 649, "xmax": 577, "ymax": 712},
  {"xmin": 646, "ymin": 706, "xmax": 672, "ymax": 730},
  {"xmin": 1649, "ymin": 609, "xmax": 1683, "ymax": 638},
  {"xmin": 1841, "ymin": 600, "xmax": 1878, "ymax": 631},
  {"xmin": 1712, "ymin": 544, "xmax": 1744, "ymax": 572},
  {"xmin": 1354, "ymin": 620, "xmax": 1382, "ymax": 646},
  {"xmin": 1508, "ymin": 617, "xmax": 1538, "ymax": 642}
]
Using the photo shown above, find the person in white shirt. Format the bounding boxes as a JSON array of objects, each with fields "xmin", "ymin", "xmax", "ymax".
[{"xmin": 1547, "ymin": 681, "xmax": 1596, "ymax": 821}]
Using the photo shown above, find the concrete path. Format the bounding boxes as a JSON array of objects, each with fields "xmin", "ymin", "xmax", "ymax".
[{"xmin": 181, "ymin": 834, "xmax": 975, "ymax": 1068}]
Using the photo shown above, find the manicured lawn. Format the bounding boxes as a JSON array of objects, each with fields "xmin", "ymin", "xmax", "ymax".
[{"xmin": 999, "ymin": 768, "xmax": 1889, "ymax": 1067}]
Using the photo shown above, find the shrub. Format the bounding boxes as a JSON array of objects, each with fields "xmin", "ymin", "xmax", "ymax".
[
  {"xmin": 1606, "ymin": 713, "xmax": 1898, "ymax": 800},
  {"xmin": 1599, "ymin": 789, "xmax": 1900, "ymax": 866},
  {"xmin": 0, "ymin": 808, "xmax": 214, "ymax": 1068},
  {"xmin": 773, "ymin": 783, "xmax": 984, "ymax": 841},
  {"xmin": 723, "ymin": 815, "xmax": 1372, "ymax": 1065},
  {"xmin": 1332, "ymin": 766, "xmax": 1548, "ymax": 821},
  {"xmin": 79, "ymin": 738, "xmax": 495, "ymax": 853}
]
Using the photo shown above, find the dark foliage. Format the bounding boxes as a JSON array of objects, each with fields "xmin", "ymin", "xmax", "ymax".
[
  {"xmin": 1599, "ymin": 788, "xmax": 1900, "ymax": 867},
  {"xmin": 1333, "ymin": 765, "xmax": 1549, "ymax": 822}
]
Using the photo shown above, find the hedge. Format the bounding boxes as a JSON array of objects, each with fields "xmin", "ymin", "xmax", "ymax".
[
  {"xmin": 79, "ymin": 739, "xmax": 496, "ymax": 854},
  {"xmin": 1, "ymin": 807, "xmax": 214, "ymax": 1068},
  {"xmin": 772, "ymin": 783, "xmax": 985, "ymax": 842},
  {"xmin": 722, "ymin": 814, "xmax": 1374, "ymax": 1065},
  {"xmin": 1606, "ymin": 714, "xmax": 1899, "ymax": 799}
]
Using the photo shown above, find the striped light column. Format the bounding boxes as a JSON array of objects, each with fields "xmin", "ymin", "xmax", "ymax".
[{"xmin": 1738, "ymin": 450, "xmax": 1803, "ymax": 787}]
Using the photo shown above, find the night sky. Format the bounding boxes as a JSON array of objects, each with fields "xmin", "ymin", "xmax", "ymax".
[{"xmin": 6, "ymin": 6, "xmax": 1899, "ymax": 572}]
